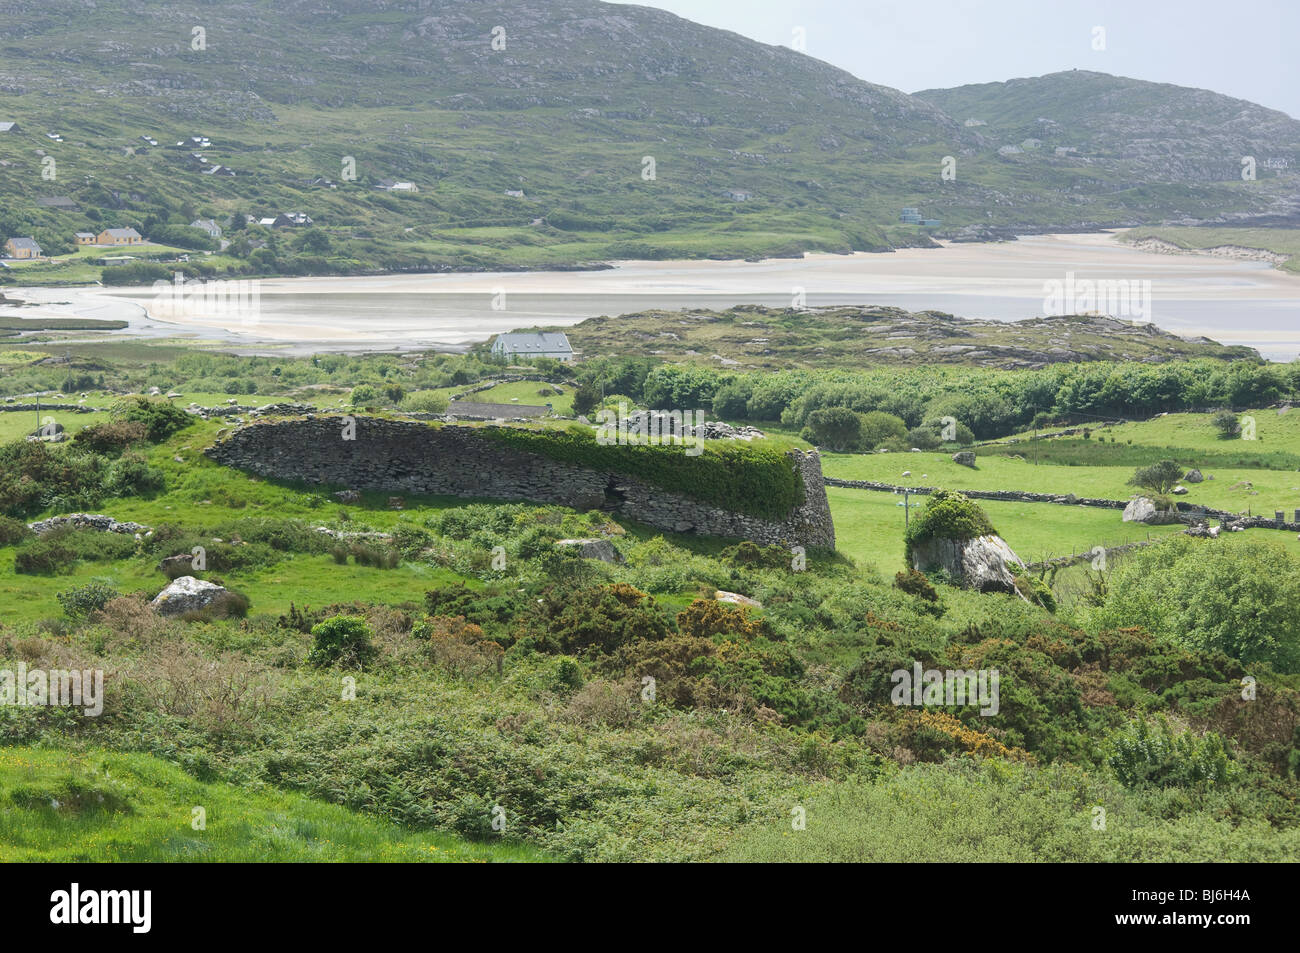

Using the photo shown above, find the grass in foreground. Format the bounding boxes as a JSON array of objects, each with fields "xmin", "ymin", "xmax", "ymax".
[{"xmin": 0, "ymin": 748, "xmax": 548, "ymax": 862}]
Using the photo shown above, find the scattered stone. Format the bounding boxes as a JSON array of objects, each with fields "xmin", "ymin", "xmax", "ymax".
[
  {"xmin": 555, "ymin": 538, "xmax": 623, "ymax": 563},
  {"xmin": 159, "ymin": 553, "xmax": 196, "ymax": 575},
  {"xmin": 1122, "ymin": 497, "xmax": 1182, "ymax": 525},
  {"xmin": 1172, "ymin": 485, "xmax": 1188, "ymax": 495},
  {"xmin": 151, "ymin": 576, "xmax": 228, "ymax": 616},
  {"xmin": 388, "ymin": 496, "xmax": 405, "ymax": 510},
  {"xmin": 27, "ymin": 513, "xmax": 150, "ymax": 535},
  {"xmin": 715, "ymin": 589, "xmax": 762, "ymax": 608},
  {"xmin": 334, "ymin": 489, "xmax": 361, "ymax": 503}
]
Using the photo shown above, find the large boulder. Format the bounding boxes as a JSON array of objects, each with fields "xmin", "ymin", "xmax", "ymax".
[
  {"xmin": 1122, "ymin": 497, "xmax": 1182, "ymax": 525},
  {"xmin": 910, "ymin": 533, "xmax": 1025, "ymax": 593},
  {"xmin": 951, "ymin": 451, "xmax": 977, "ymax": 468},
  {"xmin": 1184, "ymin": 468, "xmax": 1204, "ymax": 483},
  {"xmin": 151, "ymin": 576, "xmax": 228, "ymax": 616},
  {"xmin": 555, "ymin": 538, "xmax": 623, "ymax": 563}
]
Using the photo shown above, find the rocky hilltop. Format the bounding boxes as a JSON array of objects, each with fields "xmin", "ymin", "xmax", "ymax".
[{"xmin": 560, "ymin": 305, "xmax": 1260, "ymax": 371}]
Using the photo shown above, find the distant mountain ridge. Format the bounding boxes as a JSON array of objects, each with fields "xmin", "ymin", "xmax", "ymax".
[{"xmin": 0, "ymin": 1, "xmax": 1296, "ymax": 277}]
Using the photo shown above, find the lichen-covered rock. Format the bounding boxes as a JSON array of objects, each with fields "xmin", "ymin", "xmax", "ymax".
[
  {"xmin": 952, "ymin": 451, "xmax": 976, "ymax": 468},
  {"xmin": 151, "ymin": 576, "xmax": 228, "ymax": 616},
  {"xmin": 910, "ymin": 533, "xmax": 1024, "ymax": 592},
  {"xmin": 555, "ymin": 538, "xmax": 622, "ymax": 563},
  {"xmin": 1184, "ymin": 468, "xmax": 1204, "ymax": 483},
  {"xmin": 1122, "ymin": 497, "xmax": 1182, "ymax": 524}
]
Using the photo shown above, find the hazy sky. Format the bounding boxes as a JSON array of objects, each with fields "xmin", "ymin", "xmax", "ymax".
[{"xmin": 620, "ymin": 0, "xmax": 1299, "ymax": 118}]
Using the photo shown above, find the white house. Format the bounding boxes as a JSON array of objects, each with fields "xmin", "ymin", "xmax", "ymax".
[
  {"xmin": 190, "ymin": 218, "xmax": 222, "ymax": 239},
  {"xmin": 491, "ymin": 331, "xmax": 574, "ymax": 362}
]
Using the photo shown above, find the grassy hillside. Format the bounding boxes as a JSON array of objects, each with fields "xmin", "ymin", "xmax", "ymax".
[
  {"xmin": 4, "ymin": 344, "xmax": 1300, "ymax": 862},
  {"xmin": 0, "ymin": 748, "xmax": 545, "ymax": 861},
  {"xmin": 1, "ymin": 5, "xmax": 1296, "ymax": 287}
]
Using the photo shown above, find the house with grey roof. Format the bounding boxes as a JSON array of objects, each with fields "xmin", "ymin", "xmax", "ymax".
[
  {"xmin": 0, "ymin": 122, "xmax": 18, "ymax": 133},
  {"xmin": 3, "ymin": 237, "xmax": 43, "ymax": 259},
  {"xmin": 490, "ymin": 331, "xmax": 574, "ymax": 362},
  {"xmin": 190, "ymin": 218, "xmax": 222, "ymax": 239}
]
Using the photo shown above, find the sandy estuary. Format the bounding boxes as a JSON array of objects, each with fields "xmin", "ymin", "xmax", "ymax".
[{"xmin": 5, "ymin": 231, "xmax": 1299, "ymax": 360}]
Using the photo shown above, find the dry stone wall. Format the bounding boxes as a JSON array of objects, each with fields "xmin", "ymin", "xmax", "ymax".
[{"xmin": 206, "ymin": 416, "xmax": 835, "ymax": 549}]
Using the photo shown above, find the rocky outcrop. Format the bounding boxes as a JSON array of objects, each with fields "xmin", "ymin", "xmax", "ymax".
[
  {"xmin": 555, "ymin": 538, "xmax": 622, "ymax": 562},
  {"xmin": 151, "ymin": 576, "xmax": 228, "ymax": 616},
  {"xmin": 206, "ymin": 417, "xmax": 835, "ymax": 549},
  {"xmin": 1122, "ymin": 497, "xmax": 1183, "ymax": 524},
  {"xmin": 910, "ymin": 533, "xmax": 1025, "ymax": 592},
  {"xmin": 28, "ymin": 513, "xmax": 151, "ymax": 536}
]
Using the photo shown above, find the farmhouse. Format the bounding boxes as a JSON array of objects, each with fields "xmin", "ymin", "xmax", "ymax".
[
  {"xmin": 190, "ymin": 218, "xmax": 222, "ymax": 239},
  {"xmin": 376, "ymin": 180, "xmax": 419, "ymax": 192},
  {"xmin": 272, "ymin": 212, "xmax": 313, "ymax": 228},
  {"xmin": 74, "ymin": 232, "xmax": 96, "ymax": 245},
  {"xmin": 3, "ymin": 237, "xmax": 42, "ymax": 259},
  {"xmin": 97, "ymin": 227, "xmax": 143, "ymax": 245},
  {"xmin": 0, "ymin": 121, "xmax": 17, "ymax": 133},
  {"xmin": 491, "ymin": 331, "xmax": 575, "ymax": 362}
]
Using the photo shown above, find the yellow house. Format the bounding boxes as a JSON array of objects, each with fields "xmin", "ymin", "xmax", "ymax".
[
  {"xmin": 3, "ymin": 237, "xmax": 42, "ymax": 259},
  {"xmin": 96, "ymin": 227, "xmax": 143, "ymax": 245},
  {"xmin": 74, "ymin": 232, "xmax": 96, "ymax": 246}
]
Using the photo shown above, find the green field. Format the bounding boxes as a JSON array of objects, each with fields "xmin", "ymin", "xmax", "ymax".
[{"xmin": 0, "ymin": 748, "xmax": 545, "ymax": 862}]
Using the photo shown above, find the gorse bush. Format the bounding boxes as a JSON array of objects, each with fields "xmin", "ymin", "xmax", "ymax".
[{"xmin": 72, "ymin": 420, "xmax": 148, "ymax": 454}]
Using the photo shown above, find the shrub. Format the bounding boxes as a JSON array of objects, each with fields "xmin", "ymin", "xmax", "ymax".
[
  {"xmin": 0, "ymin": 515, "xmax": 31, "ymax": 546},
  {"xmin": 110, "ymin": 396, "xmax": 193, "ymax": 442},
  {"xmin": 400, "ymin": 390, "xmax": 450, "ymax": 413},
  {"xmin": 73, "ymin": 420, "xmax": 148, "ymax": 454},
  {"xmin": 307, "ymin": 615, "xmax": 377, "ymax": 668},
  {"xmin": 14, "ymin": 538, "xmax": 75, "ymax": 574},
  {"xmin": 1129, "ymin": 459, "xmax": 1184, "ymax": 496},
  {"xmin": 1213, "ymin": 410, "xmax": 1241, "ymax": 438},
  {"xmin": 56, "ymin": 582, "xmax": 121, "ymax": 620},
  {"xmin": 1092, "ymin": 536, "xmax": 1300, "ymax": 672},
  {"xmin": 676, "ymin": 599, "xmax": 770, "ymax": 641},
  {"xmin": 903, "ymin": 490, "xmax": 997, "ymax": 568},
  {"xmin": 1107, "ymin": 717, "xmax": 1238, "ymax": 788},
  {"xmin": 894, "ymin": 569, "xmax": 938, "ymax": 602},
  {"xmin": 804, "ymin": 407, "xmax": 861, "ymax": 451},
  {"xmin": 103, "ymin": 453, "xmax": 165, "ymax": 497},
  {"xmin": 528, "ymin": 583, "xmax": 671, "ymax": 655}
]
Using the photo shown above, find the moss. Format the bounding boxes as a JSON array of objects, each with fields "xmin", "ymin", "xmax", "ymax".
[{"xmin": 479, "ymin": 425, "xmax": 804, "ymax": 521}]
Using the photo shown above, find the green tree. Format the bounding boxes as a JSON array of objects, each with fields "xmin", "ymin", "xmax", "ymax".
[
  {"xmin": 803, "ymin": 407, "xmax": 861, "ymax": 451},
  {"xmin": 1129, "ymin": 459, "xmax": 1183, "ymax": 495},
  {"xmin": 1213, "ymin": 410, "xmax": 1241, "ymax": 438},
  {"xmin": 1092, "ymin": 536, "xmax": 1300, "ymax": 672}
]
